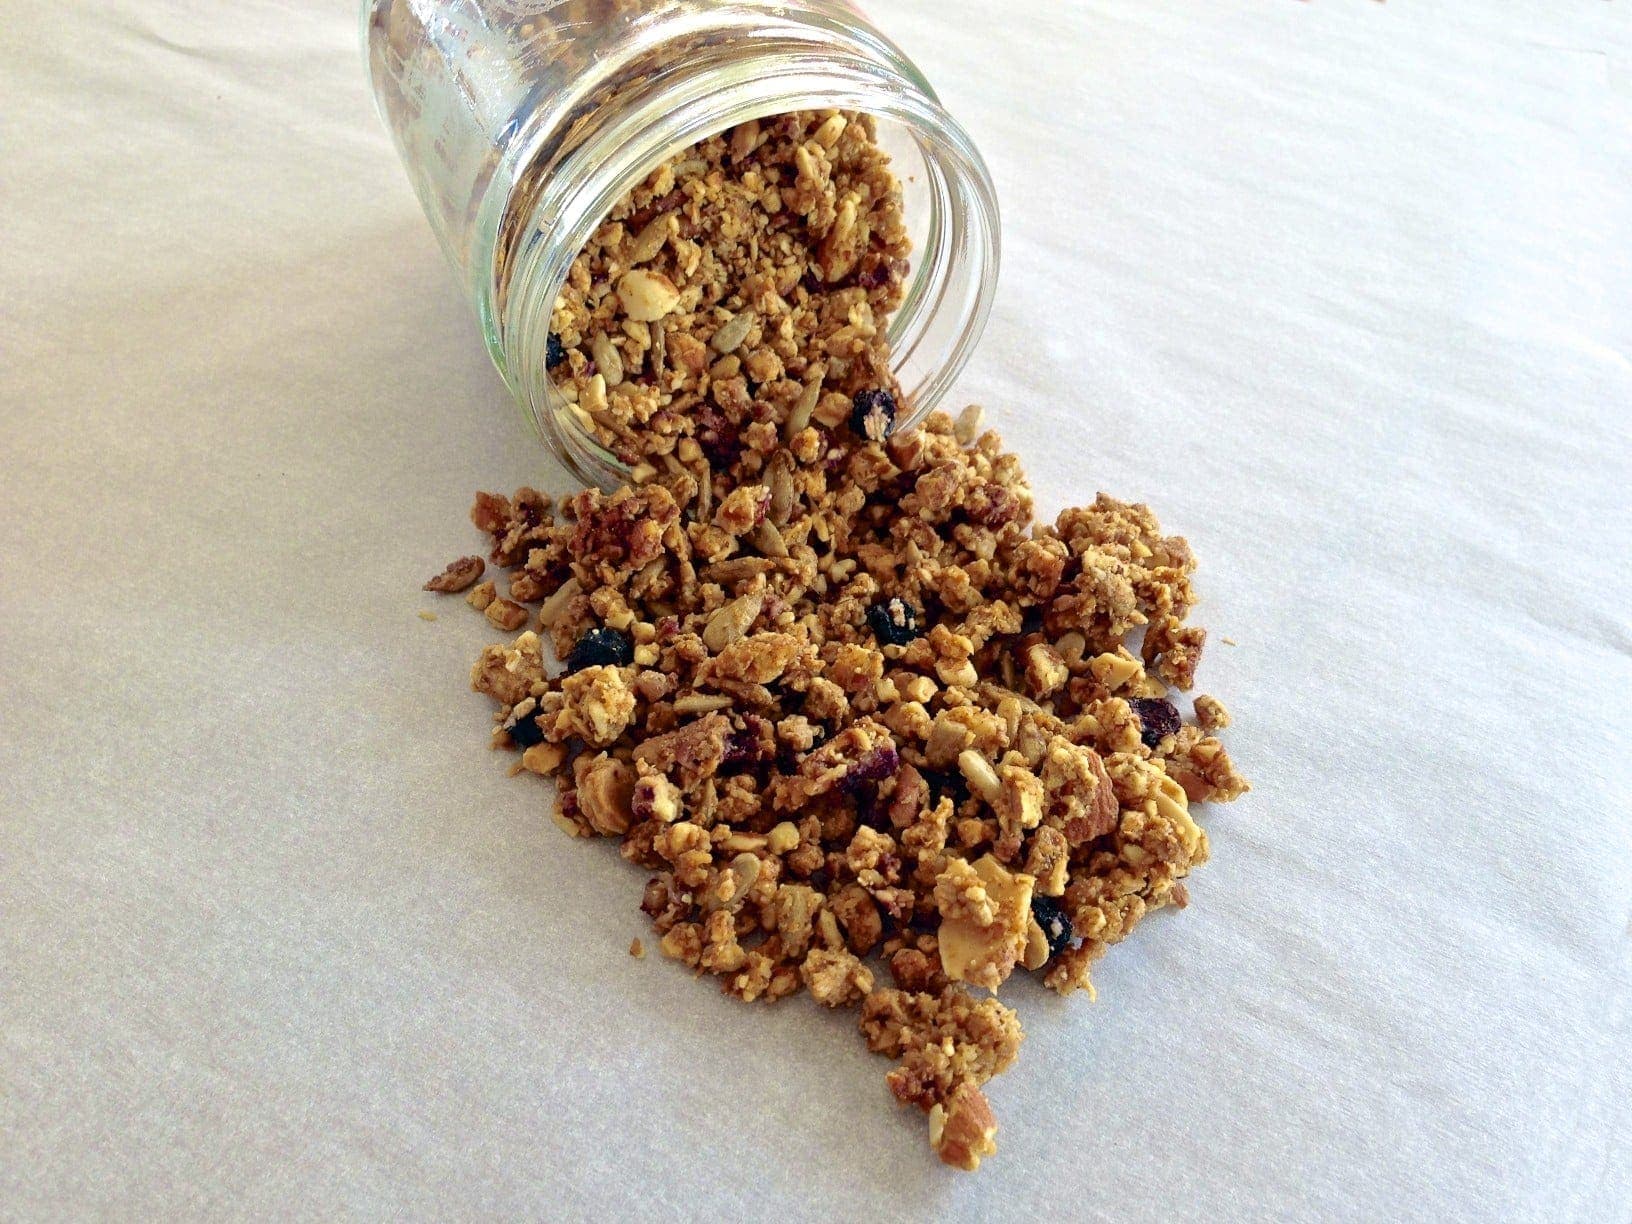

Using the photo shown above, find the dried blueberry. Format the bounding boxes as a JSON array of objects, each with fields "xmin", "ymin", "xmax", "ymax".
[
  {"xmin": 1032, "ymin": 894, "xmax": 1074, "ymax": 960},
  {"xmin": 866, "ymin": 597, "xmax": 919, "ymax": 646},
  {"xmin": 546, "ymin": 332, "xmax": 567, "ymax": 369},
  {"xmin": 850, "ymin": 388, "xmax": 897, "ymax": 442},
  {"xmin": 566, "ymin": 627, "xmax": 633, "ymax": 672},
  {"xmin": 1128, "ymin": 696, "xmax": 1181, "ymax": 749},
  {"xmin": 505, "ymin": 713, "xmax": 545, "ymax": 748}
]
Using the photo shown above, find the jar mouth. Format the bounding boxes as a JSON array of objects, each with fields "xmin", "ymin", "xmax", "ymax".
[{"xmin": 489, "ymin": 32, "xmax": 1000, "ymax": 489}]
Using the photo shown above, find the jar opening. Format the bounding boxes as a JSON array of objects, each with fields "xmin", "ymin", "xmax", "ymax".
[{"xmin": 491, "ymin": 35, "xmax": 999, "ymax": 488}]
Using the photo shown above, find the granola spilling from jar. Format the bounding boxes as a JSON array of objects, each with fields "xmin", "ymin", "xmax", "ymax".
[{"xmin": 428, "ymin": 110, "xmax": 1248, "ymax": 1172}]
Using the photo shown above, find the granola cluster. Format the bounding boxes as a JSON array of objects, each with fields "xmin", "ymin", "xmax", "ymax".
[
  {"xmin": 431, "ymin": 112, "xmax": 1247, "ymax": 1172},
  {"xmin": 544, "ymin": 109, "xmax": 909, "ymax": 472}
]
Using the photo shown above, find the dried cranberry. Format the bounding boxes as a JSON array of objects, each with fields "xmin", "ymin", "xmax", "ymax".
[
  {"xmin": 1031, "ymin": 895, "xmax": 1074, "ymax": 960},
  {"xmin": 546, "ymin": 332, "xmax": 567, "ymax": 369},
  {"xmin": 841, "ymin": 744, "xmax": 900, "ymax": 792},
  {"xmin": 723, "ymin": 717, "xmax": 772, "ymax": 771},
  {"xmin": 566, "ymin": 627, "xmax": 633, "ymax": 672},
  {"xmin": 866, "ymin": 597, "xmax": 919, "ymax": 646},
  {"xmin": 850, "ymin": 389, "xmax": 897, "ymax": 442},
  {"xmin": 1128, "ymin": 696, "xmax": 1181, "ymax": 749}
]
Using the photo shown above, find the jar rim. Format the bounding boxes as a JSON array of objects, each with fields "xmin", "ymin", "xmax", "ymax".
[{"xmin": 487, "ymin": 18, "xmax": 1001, "ymax": 488}]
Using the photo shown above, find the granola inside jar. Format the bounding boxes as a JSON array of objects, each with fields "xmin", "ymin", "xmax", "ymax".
[{"xmin": 363, "ymin": 0, "xmax": 1000, "ymax": 485}]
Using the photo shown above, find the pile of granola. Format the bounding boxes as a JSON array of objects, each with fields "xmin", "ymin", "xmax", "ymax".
[{"xmin": 425, "ymin": 110, "xmax": 1247, "ymax": 1171}]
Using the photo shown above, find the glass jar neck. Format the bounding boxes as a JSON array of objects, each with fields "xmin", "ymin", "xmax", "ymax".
[{"xmin": 488, "ymin": 9, "xmax": 1000, "ymax": 488}]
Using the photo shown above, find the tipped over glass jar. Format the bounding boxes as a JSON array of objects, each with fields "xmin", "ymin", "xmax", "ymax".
[{"xmin": 364, "ymin": 0, "xmax": 1000, "ymax": 487}]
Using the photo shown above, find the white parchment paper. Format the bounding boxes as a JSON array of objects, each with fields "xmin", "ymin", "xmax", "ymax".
[{"xmin": 2, "ymin": 3, "xmax": 1629, "ymax": 1220}]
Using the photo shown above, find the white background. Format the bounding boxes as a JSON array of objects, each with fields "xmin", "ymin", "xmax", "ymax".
[{"xmin": 3, "ymin": 2, "xmax": 1630, "ymax": 1220}]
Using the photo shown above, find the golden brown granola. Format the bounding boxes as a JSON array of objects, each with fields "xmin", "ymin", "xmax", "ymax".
[
  {"xmin": 428, "ymin": 112, "xmax": 1248, "ymax": 1172},
  {"xmin": 545, "ymin": 109, "xmax": 909, "ymax": 470},
  {"xmin": 423, "ymin": 555, "xmax": 485, "ymax": 593}
]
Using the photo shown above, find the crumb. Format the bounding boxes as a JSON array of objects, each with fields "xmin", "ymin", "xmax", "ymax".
[
  {"xmin": 629, "ymin": 937, "xmax": 645, "ymax": 959},
  {"xmin": 417, "ymin": 610, "xmax": 439, "ymax": 622},
  {"xmin": 424, "ymin": 555, "xmax": 485, "ymax": 593},
  {"xmin": 1194, "ymin": 694, "xmax": 1231, "ymax": 732}
]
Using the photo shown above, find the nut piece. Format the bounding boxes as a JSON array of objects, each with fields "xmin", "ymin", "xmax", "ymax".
[
  {"xmin": 1195, "ymin": 694, "xmax": 1232, "ymax": 731},
  {"xmin": 423, "ymin": 555, "xmax": 484, "ymax": 593},
  {"xmin": 616, "ymin": 269, "xmax": 682, "ymax": 322},
  {"xmin": 1023, "ymin": 643, "xmax": 1069, "ymax": 698},
  {"xmin": 574, "ymin": 754, "xmax": 635, "ymax": 836},
  {"xmin": 929, "ymin": 1082, "xmax": 999, "ymax": 1172},
  {"xmin": 956, "ymin": 749, "xmax": 1002, "ymax": 804},
  {"xmin": 933, "ymin": 854, "xmax": 1035, "ymax": 992},
  {"xmin": 767, "ymin": 821, "xmax": 800, "ymax": 855},
  {"xmin": 485, "ymin": 597, "xmax": 529, "ymax": 631},
  {"xmin": 1090, "ymin": 651, "xmax": 1143, "ymax": 690}
]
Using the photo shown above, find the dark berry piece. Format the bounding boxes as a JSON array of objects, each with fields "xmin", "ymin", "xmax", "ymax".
[
  {"xmin": 850, "ymin": 388, "xmax": 897, "ymax": 442},
  {"xmin": 866, "ymin": 597, "xmax": 919, "ymax": 646},
  {"xmin": 546, "ymin": 332, "xmax": 567, "ymax": 369},
  {"xmin": 505, "ymin": 713, "xmax": 545, "ymax": 748},
  {"xmin": 1032, "ymin": 894, "xmax": 1074, "ymax": 961},
  {"xmin": 566, "ymin": 627, "xmax": 633, "ymax": 672},
  {"xmin": 841, "ymin": 744, "xmax": 900, "ymax": 792},
  {"xmin": 1128, "ymin": 696, "xmax": 1181, "ymax": 749}
]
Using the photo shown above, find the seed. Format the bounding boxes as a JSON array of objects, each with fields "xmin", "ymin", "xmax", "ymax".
[
  {"xmin": 954, "ymin": 404, "xmax": 984, "ymax": 446},
  {"xmin": 710, "ymin": 310, "xmax": 755, "ymax": 355},
  {"xmin": 630, "ymin": 213, "xmax": 672, "ymax": 265},
  {"xmin": 850, "ymin": 388, "xmax": 896, "ymax": 442},
  {"xmin": 730, "ymin": 119, "xmax": 761, "ymax": 163},
  {"xmin": 566, "ymin": 627, "xmax": 634, "ymax": 672},
  {"xmin": 768, "ymin": 454, "xmax": 796, "ymax": 524},
  {"xmin": 785, "ymin": 377, "xmax": 822, "ymax": 440},
  {"xmin": 751, "ymin": 521, "xmax": 789, "ymax": 558},
  {"xmin": 673, "ymin": 693, "xmax": 734, "ymax": 714},
  {"xmin": 702, "ymin": 591, "xmax": 764, "ymax": 652},
  {"xmin": 1128, "ymin": 696, "xmax": 1181, "ymax": 749},
  {"xmin": 591, "ymin": 333, "xmax": 624, "ymax": 386}
]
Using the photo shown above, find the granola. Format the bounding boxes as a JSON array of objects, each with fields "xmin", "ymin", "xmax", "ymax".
[{"xmin": 430, "ymin": 112, "xmax": 1248, "ymax": 1171}]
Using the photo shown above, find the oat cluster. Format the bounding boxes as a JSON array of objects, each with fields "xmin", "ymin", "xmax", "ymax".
[
  {"xmin": 543, "ymin": 109, "xmax": 909, "ymax": 473},
  {"xmin": 427, "ymin": 111, "xmax": 1247, "ymax": 1171}
]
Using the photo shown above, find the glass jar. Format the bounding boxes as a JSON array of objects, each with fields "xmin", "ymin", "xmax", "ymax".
[{"xmin": 363, "ymin": 0, "xmax": 1000, "ymax": 486}]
